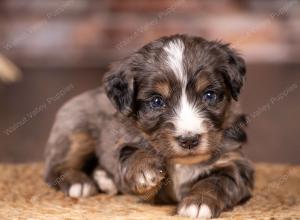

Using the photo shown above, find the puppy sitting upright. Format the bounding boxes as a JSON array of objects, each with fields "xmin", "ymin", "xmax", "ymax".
[{"xmin": 44, "ymin": 34, "xmax": 254, "ymax": 219}]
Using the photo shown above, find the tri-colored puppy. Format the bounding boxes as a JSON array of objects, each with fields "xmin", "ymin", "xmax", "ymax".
[{"xmin": 44, "ymin": 34, "xmax": 254, "ymax": 219}]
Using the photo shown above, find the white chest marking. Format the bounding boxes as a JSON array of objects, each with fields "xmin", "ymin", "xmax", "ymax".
[{"xmin": 170, "ymin": 163, "xmax": 211, "ymax": 201}]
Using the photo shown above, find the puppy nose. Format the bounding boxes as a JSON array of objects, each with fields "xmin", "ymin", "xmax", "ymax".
[{"xmin": 176, "ymin": 134, "xmax": 200, "ymax": 149}]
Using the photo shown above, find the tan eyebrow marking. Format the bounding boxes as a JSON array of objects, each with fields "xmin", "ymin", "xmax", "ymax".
[
  {"xmin": 154, "ymin": 81, "xmax": 171, "ymax": 97},
  {"xmin": 195, "ymin": 77, "xmax": 210, "ymax": 93}
]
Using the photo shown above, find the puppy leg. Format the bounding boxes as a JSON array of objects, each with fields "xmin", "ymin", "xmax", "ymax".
[
  {"xmin": 44, "ymin": 131, "xmax": 98, "ymax": 198},
  {"xmin": 177, "ymin": 153, "xmax": 254, "ymax": 219},
  {"xmin": 119, "ymin": 146, "xmax": 165, "ymax": 199}
]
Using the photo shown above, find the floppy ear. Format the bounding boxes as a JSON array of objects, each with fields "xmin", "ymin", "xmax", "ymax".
[
  {"xmin": 104, "ymin": 60, "xmax": 135, "ymax": 116},
  {"xmin": 219, "ymin": 44, "xmax": 246, "ymax": 101}
]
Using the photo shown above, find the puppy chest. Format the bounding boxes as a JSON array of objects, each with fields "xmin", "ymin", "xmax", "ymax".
[{"xmin": 166, "ymin": 163, "xmax": 211, "ymax": 201}]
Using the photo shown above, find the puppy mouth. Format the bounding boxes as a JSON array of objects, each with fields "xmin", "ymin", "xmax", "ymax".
[{"xmin": 169, "ymin": 152, "xmax": 212, "ymax": 165}]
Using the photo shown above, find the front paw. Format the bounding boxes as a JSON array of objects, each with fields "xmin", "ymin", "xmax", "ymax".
[
  {"xmin": 122, "ymin": 152, "xmax": 165, "ymax": 195},
  {"xmin": 177, "ymin": 195, "xmax": 220, "ymax": 219}
]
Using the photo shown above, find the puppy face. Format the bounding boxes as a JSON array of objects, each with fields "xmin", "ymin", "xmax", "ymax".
[{"xmin": 105, "ymin": 35, "xmax": 246, "ymax": 160}]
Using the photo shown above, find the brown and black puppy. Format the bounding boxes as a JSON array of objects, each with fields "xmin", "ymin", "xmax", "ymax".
[{"xmin": 44, "ymin": 34, "xmax": 254, "ymax": 219}]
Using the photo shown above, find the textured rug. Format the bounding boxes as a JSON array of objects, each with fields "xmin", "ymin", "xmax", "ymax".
[{"xmin": 0, "ymin": 163, "xmax": 299, "ymax": 220}]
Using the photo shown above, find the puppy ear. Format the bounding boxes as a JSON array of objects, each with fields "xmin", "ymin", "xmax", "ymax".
[
  {"xmin": 104, "ymin": 60, "xmax": 135, "ymax": 116},
  {"xmin": 219, "ymin": 44, "xmax": 246, "ymax": 101}
]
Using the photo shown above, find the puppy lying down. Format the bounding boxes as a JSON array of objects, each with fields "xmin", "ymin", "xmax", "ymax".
[{"xmin": 44, "ymin": 34, "xmax": 254, "ymax": 219}]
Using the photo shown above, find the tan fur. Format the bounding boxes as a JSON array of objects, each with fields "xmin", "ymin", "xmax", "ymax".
[
  {"xmin": 154, "ymin": 81, "xmax": 171, "ymax": 98},
  {"xmin": 169, "ymin": 153, "xmax": 212, "ymax": 165},
  {"xmin": 215, "ymin": 151, "xmax": 245, "ymax": 167},
  {"xmin": 64, "ymin": 132, "xmax": 95, "ymax": 170},
  {"xmin": 195, "ymin": 76, "xmax": 210, "ymax": 93},
  {"xmin": 222, "ymin": 101, "xmax": 243, "ymax": 129}
]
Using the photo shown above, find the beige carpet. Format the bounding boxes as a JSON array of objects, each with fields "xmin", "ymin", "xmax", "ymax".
[{"xmin": 0, "ymin": 163, "xmax": 299, "ymax": 220}]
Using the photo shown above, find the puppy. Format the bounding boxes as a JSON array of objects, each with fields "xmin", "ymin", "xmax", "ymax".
[{"xmin": 44, "ymin": 34, "xmax": 254, "ymax": 219}]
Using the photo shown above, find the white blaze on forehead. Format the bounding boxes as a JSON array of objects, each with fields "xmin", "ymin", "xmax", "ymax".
[
  {"xmin": 164, "ymin": 39, "xmax": 185, "ymax": 83},
  {"xmin": 164, "ymin": 39, "xmax": 206, "ymax": 135},
  {"xmin": 175, "ymin": 92, "xmax": 207, "ymax": 135}
]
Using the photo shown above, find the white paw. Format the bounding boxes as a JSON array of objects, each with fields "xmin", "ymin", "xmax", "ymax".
[
  {"xmin": 136, "ymin": 170, "xmax": 158, "ymax": 187},
  {"xmin": 93, "ymin": 169, "xmax": 118, "ymax": 195},
  {"xmin": 178, "ymin": 203, "xmax": 212, "ymax": 219},
  {"xmin": 68, "ymin": 182, "xmax": 97, "ymax": 198}
]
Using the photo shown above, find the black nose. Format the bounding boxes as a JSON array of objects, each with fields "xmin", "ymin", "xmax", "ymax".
[{"xmin": 176, "ymin": 135, "xmax": 200, "ymax": 149}]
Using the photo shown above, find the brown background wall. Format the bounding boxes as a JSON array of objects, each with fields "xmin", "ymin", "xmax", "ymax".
[{"xmin": 0, "ymin": 0, "xmax": 299, "ymax": 164}]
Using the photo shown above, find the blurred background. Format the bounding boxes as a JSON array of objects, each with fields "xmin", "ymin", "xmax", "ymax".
[{"xmin": 0, "ymin": 0, "xmax": 299, "ymax": 164}]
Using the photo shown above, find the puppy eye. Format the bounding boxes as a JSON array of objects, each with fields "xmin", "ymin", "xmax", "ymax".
[
  {"xmin": 149, "ymin": 96, "xmax": 165, "ymax": 109},
  {"xmin": 202, "ymin": 91, "xmax": 218, "ymax": 105}
]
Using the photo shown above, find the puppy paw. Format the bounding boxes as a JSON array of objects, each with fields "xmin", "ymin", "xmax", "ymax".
[
  {"xmin": 178, "ymin": 203, "xmax": 212, "ymax": 219},
  {"xmin": 45, "ymin": 168, "xmax": 99, "ymax": 198},
  {"xmin": 68, "ymin": 182, "xmax": 98, "ymax": 198},
  {"xmin": 127, "ymin": 164, "xmax": 165, "ymax": 195},
  {"xmin": 177, "ymin": 196, "xmax": 220, "ymax": 219},
  {"xmin": 135, "ymin": 168, "xmax": 164, "ymax": 192},
  {"xmin": 122, "ymin": 152, "xmax": 165, "ymax": 195},
  {"xmin": 93, "ymin": 169, "xmax": 118, "ymax": 195}
]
